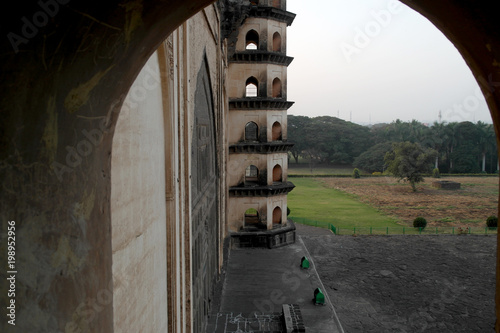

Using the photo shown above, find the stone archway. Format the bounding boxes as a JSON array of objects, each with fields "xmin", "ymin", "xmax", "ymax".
[{"xmin": 2, "ymin": 1, "xmax": 500, "ymax": 332}]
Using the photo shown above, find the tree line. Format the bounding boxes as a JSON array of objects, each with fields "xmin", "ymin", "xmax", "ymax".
[{"xmin": 288, "ymin": 115, "xmax": 498, "ymax": 174}]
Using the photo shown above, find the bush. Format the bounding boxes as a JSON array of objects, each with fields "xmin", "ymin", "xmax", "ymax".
[
  {"xmin": 486, "ymin": 215, "xmax": 498, "ymax": 229},
  {"xmin": 353, "ymin": 168, "xmax": 360, "ymax": 179},
  {"xmin": 432, "ymin": 168, "xmax": 440, "ymax": 178},
  {"xmin": 413, "ymin": 217, "xmax": 427, "ymax": 229},
  {"xmin": 372, "ymin": 171, "xmax": 382, "ymax": 176},
  {"xmin": 287, "ymin": 207, "xmax": 291, "ymax": 216}
]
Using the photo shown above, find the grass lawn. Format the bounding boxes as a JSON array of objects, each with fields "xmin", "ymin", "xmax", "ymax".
[{"xmin": 288, "ymin": 177, "xmax": 400, "ymax": 229}]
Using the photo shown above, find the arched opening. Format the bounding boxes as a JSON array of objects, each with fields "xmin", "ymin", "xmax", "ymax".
[
  {"xmin": 246, "ymin": 29, "xmax": 259, "ymax": 50},
  {"xmin": 272, "ymin": 121, "xmax": 282, "ymax": 141},
  {"xmin": 250, "ymin": 0, "xmax": 259, "ymax": 6},
  {"xmin": 271, "ymin": 0, "xmax": 281, "ymax": 9},
  {"xmin": 272, "ymin": 78, "xmax": 282, "ymax": 98},
  {"xmin": 245, "ymin": 121, "xmax": 259, "ymax": 141},
  {"xmin": 246, "ymin": 77, "xmax": 259, "ymax": 97},
  {"xmin": 273, "ymin": 32, "xmax": 282, "ymax": 52},
  {"xmin": 273, "ymin": 207, "xmax": 282, "ymax": 224},
  {"xmin": 4, "ymin": 1, "xmax": 500, "ymax": 331},
  {"xmin": 244, "ymin": 208, "xmax": 260, "ymax": 226},
  {"xmin": 272, "ymin": 164, "xmax": 283, "ymax": 183},
  {"xmin": 245, "ymin": 165, "xmax": 259, "ymax": 183}
]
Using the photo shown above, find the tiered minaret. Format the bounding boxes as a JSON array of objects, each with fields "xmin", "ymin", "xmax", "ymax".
[{"xmin": 227, "ymin": 0, "xmax": 296, "ymax": 243}]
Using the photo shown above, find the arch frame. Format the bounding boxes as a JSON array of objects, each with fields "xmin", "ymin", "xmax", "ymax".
[{"xmin": 3, "ymin": 0, "xmax": 500, "ymax": 331}]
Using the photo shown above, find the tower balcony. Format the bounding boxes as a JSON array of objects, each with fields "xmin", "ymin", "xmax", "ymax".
[
  {"xmin": 229, "ymin": 141, "xmax": 293, "ymax": 154},
  {"xmin": 230, "ymin": 51, "xmax": 294, "ymax": 66},
  {"xmin": 229, "ymin": 98, "xmax": 294, "ymax": 110},
  {"xmin": 248, "ymin": 6, "xmax": 296, "ymax": 26},
  {"xmin": 229, "ymin": 181, "xmax": 295, "ymax": 197}
]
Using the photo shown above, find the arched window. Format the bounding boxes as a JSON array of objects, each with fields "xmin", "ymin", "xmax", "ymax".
[
  {"xmin": 271, "ymin": 0, "xmax": 281, "ymax": 9},
  {"xmin": 273, "ymin": 32, "xmax": 282, "ymax": 52},
  {"xmin": 246, "ymin": 30, "xmax": 259, "ymax": 50},
  {"xmin": 272, "ymin": 78, "xmax": 282, "ymax": 98},
  {"xmin": 273, "ymin": 207, "xmax": 282, "ymax": 225},
  {"xmin": 245, "ymin": 165, "xmax": 259, "ymax": 183},
  {"xmin": 245, "ymin": 121, "xmax": 258, "ymax": 141},
  {"xmin": 246, "ymin": 77, "xmax": 258, "ymax": 97},
  {"xmin": 272, "ymin": 164, "xmax": 282, "ymax": 183},
  {"xmin": 272, "ymin": 121, "xmax": 282, "ymax": 141},
  {"xmin": 245, "ymin": 208, "xmax": 259, "ymax": 226}
]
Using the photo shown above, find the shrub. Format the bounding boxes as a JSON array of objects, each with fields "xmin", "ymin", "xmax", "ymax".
[
  {"xmin": 287, "ymin": 207, "xmax": 291, "ymax": 216},
  {"xmin": 413, "ymin": 217, "xmax": 427, "ymax": 229},
  {"xmin": 432, "ymin": 168, "xmax": 440, "ymax": 178},
  {"xmin": 486, "ymin": 215, "xmax": 498, "ymax": 229},
  {"xmin": 372, "ymin": 171, "xmax": 382, "ymax": 176},
  {"xmin": 353, "ymin": 168, "xmax": 360, "ymax": 179}
]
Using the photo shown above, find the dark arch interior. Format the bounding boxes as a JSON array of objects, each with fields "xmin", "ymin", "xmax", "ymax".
[
  {"xmin": 246, "ymin": 29, "xmax": 260, "ymax": 50},
  {"xmin": 245, "ymin": 121, "xmax": 259, "ymax": 141},
  {"xmin": 246, "ymin": 76, "xmax": 259, "ymax": 97}
]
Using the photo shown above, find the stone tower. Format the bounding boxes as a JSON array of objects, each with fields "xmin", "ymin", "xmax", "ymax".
[{"xmin": 226, "ymin": 0, "xmax": 296, "ymax": 247}]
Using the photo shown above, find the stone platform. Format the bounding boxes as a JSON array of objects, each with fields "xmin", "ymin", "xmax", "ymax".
[
  {"xmin": 432, "ymin": 180, "xmax": 461, "ymax": 189},
  {"xmin": 206, "ymin": 226, "xmax": 343, "ymax": 333},
  {"xmin": 230, "ymin": 221, "xmax": 297, "ymax": 249}
]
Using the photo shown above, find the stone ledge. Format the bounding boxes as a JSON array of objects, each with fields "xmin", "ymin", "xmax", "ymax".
[
  {"xmin": 229, "ymin": 181, "xmax": 295, "ymax": 197},
  {"xmin": 231, "ymin": 51, "xmax": 294, "ymax": 66},
  {"xmin": 229, "ymin": 98, "xmax": 295, "ymax": 110},
  {"xmin": 229, "ymin": 141, "xmax": 294, "ymax": 154},
  {"xmin": 282, "ymin": 304, "xmax": 306, "ymax": 333},
  {"xmin": 230, "ymin": 221, "xmax": 296, "ymax": 249},
  {"xmin": 248, "ymin": 6, "xmax": 296, "ymax": 26}
]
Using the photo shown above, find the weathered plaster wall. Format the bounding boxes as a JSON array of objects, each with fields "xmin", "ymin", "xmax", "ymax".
[
  {"xmin": 228, "ymin": 153, "xmax": 287, "ymax": 186},
  {"xmin": 111, "ymin": 53, "xmax": 168, "ymax": 332},
  {"xmin": 228, "ymin": 110, "xmax": 288, "ymax": 143},
  {"xmin": 227, "ymin": 63, "xmax": 287, "ymax": 98},
  {"xmin": 110, "ymin": 6, "xmax": 227, "ymax": 333},
  {"xmin": 235, "ymin": 18, "xmax": 288, "ymax": 53},
  {"xmin": 227, "ymin": 194, "xmax": 288, "ymax": 231}
]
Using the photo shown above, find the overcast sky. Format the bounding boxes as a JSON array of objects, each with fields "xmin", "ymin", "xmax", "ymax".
[{"xmin": 286, "ymin": 0, "xmax": 493, "ymax": 125}]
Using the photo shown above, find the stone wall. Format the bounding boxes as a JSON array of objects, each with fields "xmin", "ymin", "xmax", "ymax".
[
  {"xmin": 110, "ymin": 6, "xmax": 227, "ymax": 333},
  {"xmin": 111, "ymin": 53, "xmax": 168, "ymax": 332}
]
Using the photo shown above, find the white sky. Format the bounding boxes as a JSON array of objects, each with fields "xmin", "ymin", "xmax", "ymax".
[{"xmin": 286, "ymin": 0, "xmax": 493, "ymax": 125}]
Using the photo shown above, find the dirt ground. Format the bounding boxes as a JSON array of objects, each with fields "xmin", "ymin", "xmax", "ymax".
[
  {"xmin": 319, "ymin": 176, "xmax": 499, "ymax": 227},
  {"xmin": 295, "ymin": 223, "xmax": 497, "ymax": 332}
]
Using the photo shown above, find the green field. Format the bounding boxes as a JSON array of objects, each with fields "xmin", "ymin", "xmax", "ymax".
[{"xmin": 288, "ymin": 177, "xmax": 399, "ymax": 229}]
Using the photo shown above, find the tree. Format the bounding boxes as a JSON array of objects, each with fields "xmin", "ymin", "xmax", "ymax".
[
  {"xmin": 287, "ymin": 115, "xmax": 373, "ymax": 165},
  {"xmin": 429, "ymin": 121, "xmax": 449, "ymax": 169},
  {"xmin": 287, "ymin": 115, "xmax": 311, "ymax": 164},
  {"xmin": 451, "ymin": 121, "xmax": 481, "ymax": 173},
  {"xmin": 477, "ymin": 121, "xmax": 497, "ymax": 172},
  {"xmin": 384, "ymin": 142, "xmax": 437, "ymax": 192},
  {"xmin": 353, "ymin": 142, "xmax": 393, "ymax": 173}
]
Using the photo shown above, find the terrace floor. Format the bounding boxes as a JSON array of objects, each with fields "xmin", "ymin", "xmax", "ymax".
[{"xmin": 207, "ymin": 223, "xmax": 496, "ymax": 332}]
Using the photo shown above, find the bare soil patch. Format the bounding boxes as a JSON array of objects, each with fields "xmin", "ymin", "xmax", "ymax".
[
  {"xmin": 299, "ymin": 232, "xmax": 496, "ymax": 332},
  {"xmin": 319, "ymin": 176, "xmax": 498, "ymax": 227}
]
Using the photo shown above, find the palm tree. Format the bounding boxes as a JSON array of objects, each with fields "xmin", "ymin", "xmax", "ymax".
[
  {"xmin": 430, "ymin": 121, "xmax": 448, "ymax": 169},
  {"xmin": 443, "ymin": 122, "xmax": 458, "ymax": 171},
  {"xmin": 477, "ymin": 121, "xmax": 497, "ymax": 172}
]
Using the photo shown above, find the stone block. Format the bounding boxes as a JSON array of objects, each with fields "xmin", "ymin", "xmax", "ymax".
[{"xmin": 432, "ymin": 180, "xmax": 461, "ymax": 190}]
